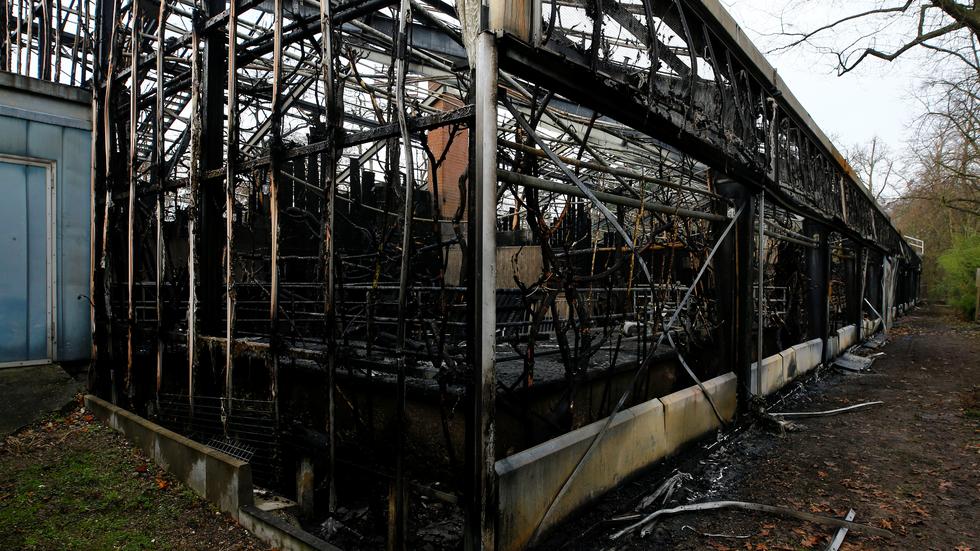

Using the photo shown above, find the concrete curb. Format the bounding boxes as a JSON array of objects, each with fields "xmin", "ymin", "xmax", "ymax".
[
  {"xmin": 84, "ymin": 395, "xmax": 253, "ymax": 516},
  {"xmin": 85, "ymin": 395, "xmax": 340, "ymax": 551},
  {"xmin": 495, "ymin": 372, "xmax": 737, "ymax": 551},
  {"xmin": 239, "ymin": 505, "xmax": 341, "ymax": 551}
]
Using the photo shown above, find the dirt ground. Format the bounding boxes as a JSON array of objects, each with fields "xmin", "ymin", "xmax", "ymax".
[
  {"xmin": 539, "ymin": 304, "xmax": 979, "ymax": 551},
  {"xmin": 0, "ymin": 401, "xmax": 269, "ymax": 551}
]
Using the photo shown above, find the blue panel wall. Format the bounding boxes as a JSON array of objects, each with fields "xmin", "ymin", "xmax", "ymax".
[{"xmin": 0, "ymin": 113, "xmax": 92, "ymax": 362}]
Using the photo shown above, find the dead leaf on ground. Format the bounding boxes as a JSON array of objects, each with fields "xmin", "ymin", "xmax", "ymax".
[{"xmin": 799, "ymin": 534, "xmax": 822, "ymax": 548}]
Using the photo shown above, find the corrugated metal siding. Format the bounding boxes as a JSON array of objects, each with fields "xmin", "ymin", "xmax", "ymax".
[{"xmin": 0, "ymin": 113, "xmax": 92, "ymax": 361}]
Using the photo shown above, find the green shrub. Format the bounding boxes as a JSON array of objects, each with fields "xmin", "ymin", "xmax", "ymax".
[{"xmin": 937, "ymin": 232, "xmax": 980, "ymax": 319}]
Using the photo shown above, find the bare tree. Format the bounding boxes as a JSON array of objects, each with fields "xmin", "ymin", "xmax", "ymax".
[
  {"xmin": 767, "ymin": 1, "xmax": 980, "ymax": 75},
  {"xmin": 902, "ymin": 68, "xmax": 980, "ymax": 216},
  {"xmin": 846, "ymin": 136, "xmax": 903, "ymax": 200}
]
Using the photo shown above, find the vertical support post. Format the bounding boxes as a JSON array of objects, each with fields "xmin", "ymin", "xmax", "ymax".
[
  {"xmin": 854, "ymin": 246, "xmax": 866, "ymax": 341},
  {"xmin": 15, "ymin": 0, "xmax": 22, "ymax": 74},
  {"xmin": 391, "ymin": 1, "xmax": 415, "ymax": 546},
  {"xmin": 187, "ymin": 23, "xmax": 202, "ymax": 415},
  {"xmin": 53, "ymin": 0, "xmax": 61, "ymax": 78},
  {"xmin": 269, "ymin": 0, "xmax": 283, "ymax": 423},
  {"xmin": 464, "ymin": 30, "xmax": 497, "ymax": 551},
  {"xmin": 715, "ymin": 177, "xmax": 754, "ymax": 405},
  {"xmin": 97, "ymin": 0, "xmax": 119, "ymax": 403},
  {"xmin": 804, "ymin": 220, "xmax": 829, "ymax": 344},
  {"xmin": 81, "ymin": 0, "xmax": 91, "ymax": 86},
  {"xmin": 224, "ymin": 0, "xmax": 239, "ymax": 434},
  {"xmin": 1, "ymin": 0, "xmax": 8, "ymax": 72},
  {"xmin": 319, "ymin": 0, "xmax": 339, "ymax": 513},
  {"xmin": 199, "ymin": 0, "xmax": 226, "ymax": 336},
  {"xmin": 755, "ymin": 192, "xmax": 765, "ymax": 395},
  {"xmin": 154, "ymin": 0, "xmax": 166, "ymax": 405},
  {"xmin": 125, "ymin": 0, "xmax": 139, "ymax": 403},
  {"xmin": 95, "ymin": 0, "xmax": 112, "ymax": 78},
  {"xmin": 25, "ymin": 0, "xmax": 33, "ymax": 72},
  {"xmin": 90, "ymin": 0, "xmax": 112, "ymax": 387}
]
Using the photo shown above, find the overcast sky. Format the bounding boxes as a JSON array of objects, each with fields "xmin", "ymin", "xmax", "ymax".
[{"xmin": 721, "ymin": 1, "xmax": 931, "ymax": 163}]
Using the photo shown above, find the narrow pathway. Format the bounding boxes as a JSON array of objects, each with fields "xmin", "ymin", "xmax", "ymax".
[{"xmin": 541, "ymin": 305, "xmax": 979, "ymax": 550}]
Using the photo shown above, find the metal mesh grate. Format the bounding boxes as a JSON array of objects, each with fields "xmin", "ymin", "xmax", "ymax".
[
  {"xmin": 155, "ymin": 394, "xmax": 280, "ymax": 486},
  {"xmin": 207, "ymin": 437, "xmax": 257, "ymax": 463}
]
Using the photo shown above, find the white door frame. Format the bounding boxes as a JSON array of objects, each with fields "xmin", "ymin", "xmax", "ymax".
[{"xmin": 0, "ymin": 154, "xmax": 57, "ymax": 368}]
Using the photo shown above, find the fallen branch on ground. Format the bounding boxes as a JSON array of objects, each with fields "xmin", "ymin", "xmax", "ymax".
[
  {"xmin": 608, "ymin": 500, "xmax": 893, "ymax": 540},
  {"xmin": 681, "ymin": 524, "xmax": 749, "ymax": 539},
  {"xmin": 770, "ymin": 401, "xmax": 883, "ymax": 419},
  {"xmin": 635, "ymin": 471, "xmax": 690, "ymax": 511}
]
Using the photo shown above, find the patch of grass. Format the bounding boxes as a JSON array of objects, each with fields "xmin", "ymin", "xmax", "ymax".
[
  {"xmin": 0, "ymin": 445, "xmax": 159, "ymax": 550},
  {"xmin": 0, "ymin": 421, "xmax": 231, "ymax": 551}
]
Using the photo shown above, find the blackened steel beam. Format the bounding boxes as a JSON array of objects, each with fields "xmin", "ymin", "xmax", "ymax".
[
  {"xmin": 716, "ymin": 176, "xmax": 754, "ymax": 404},
  {"xmin": 320, "ymin": 0, "xmax": 340, "ymax": 514},
  {"xmin": 804, "ymin": 220, "xmax": 830, "ymax": 343},
  {"xmin": 125, "ymin": 0, "xmax": 139, "ymax": 403},
  {"xmin": 155, "ymin": 0, "xmax": 166, "ymax": 404},
  {"xmin": 497, "ymin": 170, "xmax": 727, "ymax": 223},
  {"xmin": 269, "ymin": 0, "xmax": 283, "ymax": 424},
  {"xmin": 224, "ymin": 0, "xmax": 239, "ymax": 432},
  {"xmin": 756, "ymin": 191, "xmax": 765, "ymax": 396},
  {"xmin": 199, "ymin": 105, "xmax": 475, "ymax": 180},
  {"xmin": 855, "ymin": 247, "xmax": 866, "ymax": 339},
  {"xmin": 187, "ymin": 21, "xmax": 203, "ymax": 416},
  {"xmin": 391, "ymin": 0, "xmax": 414, "ymax": 544},
  {"xmin": 198, "ymin": 0, "xmax": 227, "ymax": 335},
  {"xmin": 111, "ymin": 0, "xmax": 263, "ymax": 85}
]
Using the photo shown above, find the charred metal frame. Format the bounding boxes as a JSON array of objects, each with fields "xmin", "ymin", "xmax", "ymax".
[{"xmin": 3, "ymin": 0, "xmax": 922, "ymax": 548}]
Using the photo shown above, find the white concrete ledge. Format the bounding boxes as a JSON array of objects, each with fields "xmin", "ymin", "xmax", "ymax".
[
  {"xmin": 84, "ymin": 394, "xmax": 253, "ymax": 516},
  {"xmin": 240, "ymin": 505, "xmax": 340, "ymax": 551},
  {"xmin": 85, "ymin": 395, "xmax": 340, "ymax": 551},
  {"xmin": 750, "ymin": 354, "xmax": 784, "ymax": 396},
  {"xmin": 780, "ymin": 346, "xmax": 798, "ymax": 381},
  {"xmin": 494, "ymin": 315, "xmax": 889, "ymax": 548},
  {"xmin": 495, "ymin": 372, "xmax": 736, "ymax": 551},
  {"xmin": 661, "ymin": 372, "xmax": 738, "ymax": 451},
  {"xmin": 838, "ymin": 325, "xmax": 856, "ymax": 350},
  {"xmin": 496, "ymin": 398, "xmax": 666, "ymax": 551}
]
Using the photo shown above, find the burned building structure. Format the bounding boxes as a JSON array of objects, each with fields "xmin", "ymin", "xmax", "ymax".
[{"xmin": 2, "ymin": 0, "xmax": 921, "ymax": 548}]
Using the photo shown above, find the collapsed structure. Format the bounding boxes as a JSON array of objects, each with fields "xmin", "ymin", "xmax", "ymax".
[{"xmin": 1, "ymin": 0, "xmax": 921, "ymax": 548}]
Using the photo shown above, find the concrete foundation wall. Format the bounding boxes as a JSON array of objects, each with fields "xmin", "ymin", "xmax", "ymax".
[
  {"xmin": 754, "ymin": 327, "xmax": 868, "ymax": 398},
  {"xmin": 779, "ymin": 346, "xmax": 798, "ymax": 381},
  {"xmin": 495, "ymin": 372, "xmax": 736, "ymax": 551},
  {"xmin": 826, "ymin": 336, "xmax": 839, "ymax": 362},
  {"xmin": 792, "ymin": 338, "xmax": 823, "ymax": 375},
  {"xmin": 85, "ymin": 395, "xmax": 341, "ymax": 551},
  {"xmin": 661, "ymin": 373, "xmax": 737, "ymax": 450},
  {"xmin": 239, "ymin": 505, "xmax": 340, "ymax": 551},
  {"xmin": 750, "ymin": 354, "xmax": 784, "ymax": 396},
  {"xmin": 84, "ymin": 395, "xmax": 253, "ymax": 516}
]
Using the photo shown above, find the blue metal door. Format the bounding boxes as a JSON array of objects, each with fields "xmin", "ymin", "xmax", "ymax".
[{"xmin": 0, "ymin": 160, "xmax": 50, "ymax": 364}]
